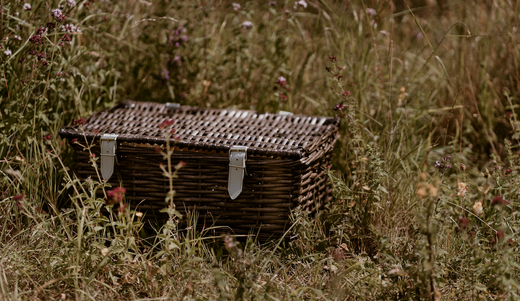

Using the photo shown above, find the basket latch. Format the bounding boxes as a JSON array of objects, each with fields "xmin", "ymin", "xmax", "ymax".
[
  {"xmin": 100, "ymin": 134, "xmax": 118, "ymax": 181},
  {"xmin": 228, "ymin": 146, "xmax": 248, "ymax": 200}
]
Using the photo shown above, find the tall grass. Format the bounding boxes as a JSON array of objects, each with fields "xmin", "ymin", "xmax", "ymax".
[{"xmin": 1, "ymin": 0, "xmax": 520, "ymax": 299}]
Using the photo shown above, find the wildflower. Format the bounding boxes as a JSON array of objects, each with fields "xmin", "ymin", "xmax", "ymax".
[
  {"xmin": 36, "ymin": 27, "xmax": 48, "ymax": 36},
  {"xmin": 232, "ymin": 3, "xmax": 241, "ymax": 11},
  {"xmin": 51, "ymin": 9, "xmax": 64, "ymax": 20},
  {"xmin": 74, "ymin": 118, "xmax": 87, "ymax": 125},
  {"xmin": 135, "ymin": 212, "xmax": 143, "ymax": 218},
  {"xmin": 3, "ymin": 49, "xmax": 12, "ymax": 56},
  {"xmin": 269, "ymin": 1, "xmax": 277, "ymax": 6},
  {"xmin": 60, "ymin": 78, "xmax": 65, "ymax": 82},
  {"xmin": 22, "ymin": 78, "xmax": 28, "ymax": 84},
  {"xmin": 434, "ymin": 156, "xmax": 452, "ymax": 174},
  {"xmin": 337, "ymin": 75, "xmax": 343, "ymax": 80},
  {"xmin": 46, "ymin": 22, "xmax": 56, "ymax": 30},
  {"xmin": 158, "ymin": 119, "xmax": 175, "ymax": 128},
  {"xmin": 294, "ymin": 0, "xmax": 307, "ymax": 9},
  {"xmin": 29, "ymin": 34, "xmax": 44, "ymax": 45},
  {"xmin": 329, "ymin": 56, "xmax": 337, "ymax": 62},
  {"xmin": 505, "ymin": 111, "xmax": 513, "ymax": 119},
  {"xmin": 13, "ymin": 12, "xmax": 19, "ymax": 16},
  {"xmin": 19, "ymin": 57, "xmax": 26, "ymax": 63},
  {"xmin": 61, "ymin": 24, "xmax": 80, "ymax": 33},
  {"xmin": 473, "ymin": 201, "xmax": 483, "ymax": 215},
  {"xmin": 40, "ymin": 60, "xmax": 48, "ymax": 67},
  {"xmin": 224, "ymin": 235, "xmax": 236, "ymax": 249},
  {"xmin": 92, "ymin": 129, "xmax": 99, "ymax": 134},
  {"xmin": 491, "ymin": 196, "xmax": 508, "ymax": 206},
  {"xmin": 29, "ymin": 50, "xmax": 38, "ymax": 55},
  {"xmin": 180, "ymin": 35, "xmax": 187, "ymax": 42},
  {"xmin": 458, "ymin": 217, "xmax": 469, "ymax": 230},
  {"xmin": 89, "ymin": 153, "xmax": 96, "ymax": 159},
  {"xmin": 43, "ymin": 134, "xmax": 53, "ymax": 140},
  {"xmin": 241, "ymin": 21, "xmax": 253, "ymax": 29},
  {"xmin": 175, "ymin": 42, "xmax": 180, "ymax": 48},
  {"xmin": 163, "ymin": 69, "xmax": 170, "ymax": 80},
  {"xmin": 325, "ymin": 67, "xmax": 332, "ymax": 72},
  {"xmin": 13, "ymin": 195, "xmax": 24, "ymax": 200},
  {"xmin": 333, "ymin": 103, "xmax": 345, "ymax": 111},
  {"xmin": 342, "ymin": 91, "xmax": 351, "ymax": 97},
  {"xmin": 71, "ymin": 138, "xmax": 78, "ymax": 143},
  {"xmin": 170, "ymin": 128, "xmax": 176, "ymax": 134},
  {"xmin": 106, "ymin": 187, "xmax": 126, "ymax": 205},
  {"xmin": 366, "ymin": 8, "xmax": 377, "ymax": 16},
  {"xmin": 173, "ymin": 55, "xmax": 181, "ymax": 65},
  {"xmin": 276, "ymin": 76, "xmax": 287, "ymax": 86},
  {"xmin": 23, "ymin": 3, "xmax": 32, "ymax": 10},
  {"xmin": 13, "ymin": 35, "xmax": 22, "ymax": 40},
  {"xmin": 457, "ymin": 182, "xmax": 467, "ymax": 197},
  {"xmin": 66, "ymin": 0, "xmax": 76, "ymax": 7},
  {"xmin": 279, "ymin": 94, "xmax": 288, "ymax": 101},
  {"xmin": 37, "ymin": 52, "xmax": 46, "ymax": 61}
]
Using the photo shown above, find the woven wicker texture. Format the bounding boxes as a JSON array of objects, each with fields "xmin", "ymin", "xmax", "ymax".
[
  {"xmin": 60, "ymin": 100, "xmax": 338, "ymax": 163},
  {"xmin": 60, "ymin": 100, "xmax": 339, "ymax": 238}
]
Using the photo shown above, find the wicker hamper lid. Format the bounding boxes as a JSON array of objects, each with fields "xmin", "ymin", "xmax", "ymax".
[{"xmin": 59, "ymin": 100, "xmax": 339, "ymax": 164}]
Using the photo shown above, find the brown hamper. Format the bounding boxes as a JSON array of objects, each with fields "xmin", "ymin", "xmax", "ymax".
[{"xmin": 59, "ymin": 100, "xmax": 339, "ymax": 239}]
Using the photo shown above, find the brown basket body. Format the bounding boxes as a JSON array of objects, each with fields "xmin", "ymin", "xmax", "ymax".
[{"xmin": 60, "ymin": 100, "xmax": 339, "ymax": 238}]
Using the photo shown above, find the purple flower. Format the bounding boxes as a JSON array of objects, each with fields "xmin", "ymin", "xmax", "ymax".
[
  {"xmin": 51, "ymin": 9, "xmax": 63, "ymax": 19},
  {"xmin": 366, "ymin": 8, "xmax": 377, "ymax": 16},
  {"xmin": 435, "ymin": 157, "xmax": 452, "ymax": 174},
  {"xmin": 242, "ymin": 21, "xmax": 253, "ymax": 29},
  {"xmin": 276, "ymin": 76, "xmax": 287, "ymax": 86},
  {"xmin": 181, "ymin": 35, "xmax": 188, "ymax": 42},
  {"xmin": 163, "ymin": 69, "xmax": 170, "ymax": 80},
  {"xmin": 175, "ymin": 42, "xmax": 180, "ymax": 48}
]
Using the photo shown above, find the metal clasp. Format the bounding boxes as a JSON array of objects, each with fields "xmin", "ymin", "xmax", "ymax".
[
  {"xmin": 166, "ymin": 102, "xmax": 181, "ymax": 109},
  {"xmin": 100, "ymin": 134, "xmax": 118, "ymax": 181}
]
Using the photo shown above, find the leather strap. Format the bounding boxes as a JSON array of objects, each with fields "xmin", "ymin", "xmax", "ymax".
[
  {"xmin": 228, "ymin": 146, "xmax": 248, "ymax": 200},
  {"xmin": 100, "ymin": 134, "xmax": 118, "ymax": 181}
]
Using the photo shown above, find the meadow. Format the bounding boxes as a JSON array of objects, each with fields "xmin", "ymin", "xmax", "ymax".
[{"xmin": 1, "ymin": 0, "xmax": 520, "ymax": 299}]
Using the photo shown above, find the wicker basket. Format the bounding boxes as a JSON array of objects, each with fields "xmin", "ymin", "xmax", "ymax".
[{"xmin": 59, "ymin": 100, "xmax": 339, "ymax": 238}]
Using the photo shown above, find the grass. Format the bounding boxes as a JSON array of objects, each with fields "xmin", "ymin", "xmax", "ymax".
[{"xmin": 2, "ymin": 0, "xmax": 520, "ymax": 299}]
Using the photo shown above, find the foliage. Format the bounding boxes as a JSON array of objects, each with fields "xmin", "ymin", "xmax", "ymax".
[{"xmin": 2, "ymin": 0, "xmax": 520, "ymax": 299}]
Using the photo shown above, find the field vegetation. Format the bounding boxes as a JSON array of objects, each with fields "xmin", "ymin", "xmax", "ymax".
[{"xmin": 1, "ymin": 0, "xmax": 520, "ymax": 299}]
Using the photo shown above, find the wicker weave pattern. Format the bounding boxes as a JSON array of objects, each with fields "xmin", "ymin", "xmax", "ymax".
[
  {"xmin": 60, "ymin": 100, "xmax": 339, "ymax": 238},
  {"xmin": 60, "ymin": 100, "xmax": 338, "ymax": 162}
]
